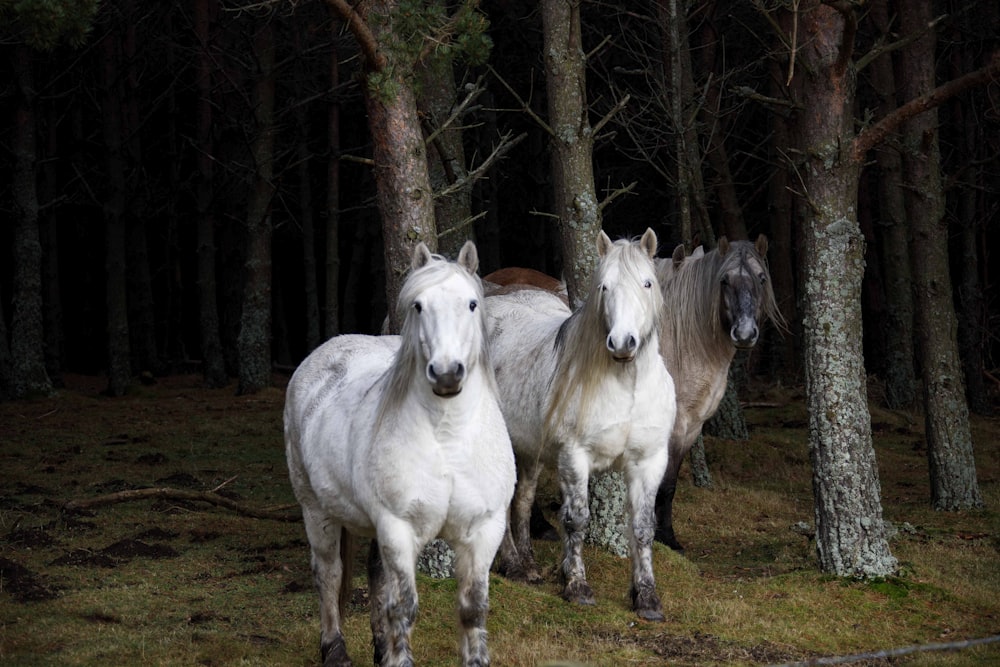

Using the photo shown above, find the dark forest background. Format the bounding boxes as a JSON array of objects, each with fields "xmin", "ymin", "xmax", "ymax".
[{"xmin": 1, "ymin": 0, "xmax": 998, "ymax": 405}]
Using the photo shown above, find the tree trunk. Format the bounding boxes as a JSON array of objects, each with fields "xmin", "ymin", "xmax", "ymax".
[
  {"xmin": 194, "ymin": 0, "xmax": 226, "ymax": 387},
  {"xmin": 40, "ymin": 98, "xmax": 63, "ymax": 384},
  {"xmin": 100, "ymin": 33, "xmax": 131, "ymax": 397},
  {"xmin": 788, "ymin": 1, "xmax": 896, "ymax": 577},
  {"xmin": 237, "ymin": 20, "xmax": 276, "ymax": 395},
  {"xmin": 541, "ymin": 0, "xmax": 601, "ymax": 309},
  {"xmin": 897, "ymin": 2, "xmax": 983, "ymax": 510},
  {"xmin": 417, "ymin": 20, "xmax": 473, "ymax": 258},
  {"xmin": 10, "ymin": 44, "xmax": 53, "ymax": 398},
  {"xmin": 324, "ymin": 28, "xmax": 342, "ymax": 339},
  {"xmin": 869, "ymin": 0, "xmax": 917, "ymax": 409},
  {"xmin": 948, "ymin": 12, "xmax": 989, "ymax": 416},
  {"xmin": 294, "ymin": 74, "xmax": 321, "ymax": 354},
  {"xmin": 764, "ymin": 57, "xmax": 799, "ymax": 380},
  {"xmin": 359, "ymin": 0, "xmax": 439, "ymax": 333}
]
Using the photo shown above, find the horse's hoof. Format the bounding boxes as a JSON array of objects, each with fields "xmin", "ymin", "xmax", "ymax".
[
  {"xmin": 562, "ymin": 580, "xmax": 596, "ymax": 606},
  {"xmin": 321, "ymin": 635, "xmax": 352, "ymax": 667},
  {"xmin": 636, "ymin": 607, "xmax": 665, "ymax": 622},
  {"xmin": 654, "ymin": 529, "xmax": 685, "ymax": 554}
]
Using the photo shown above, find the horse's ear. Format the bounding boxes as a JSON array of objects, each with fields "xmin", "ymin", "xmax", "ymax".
[
  {"xmin": 718, "ymin": 236, "xmax": 730, "ymax": 256},
  {"xmin": 597, "ymin": 230, "xmax": 613, "ymax": 257},
  {"xmin": 691, "ymin": 246, "xmax": 705, "ymax": 259},
  {"xmin": 411, "ymin": 242, "xmax": 433, "ymax": 270},
  {"xmin": 640, "ymin": 228, "xmax": 658, "ymax": 259},
  {"xmin": 755, "ymin": 234, "xmax": 768, "ymax": 257},
  {"xmin": 671, "ymin": 244, "xmax": 685, "ymax": 269},
  {"xmin": 457, "ymin": 240, "xmax": 479, "ymax": 275}
]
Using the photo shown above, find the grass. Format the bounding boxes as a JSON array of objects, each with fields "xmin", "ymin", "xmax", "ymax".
[{"xmin": 0, "ymin": 374, "xmax": 997, "ymax": 666}]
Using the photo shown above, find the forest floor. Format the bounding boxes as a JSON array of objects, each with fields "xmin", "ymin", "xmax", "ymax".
[{"xmin": 0, "ymin": 373, "xmax": 998, "ymax": 666}]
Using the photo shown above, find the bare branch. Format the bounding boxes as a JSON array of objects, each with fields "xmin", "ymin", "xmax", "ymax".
[
  {"xmin": 424, "ymin": 75, "xmax": 486, "ymax": 148},
  {"xmin": 597, "ymin": 180, "xmax": 637, "ymax": 214},
  {"xmin": 63, "ymin": 487, "xmax": 302, "ymax": 522},
  {"xmin": 591, "ymin": 93, "xmax": 630, "ymax": 136},
  {"xmin": 434, "ymin": 131, "xmax": 526, "ymax": 200},
  {"xmin": 852, "ymin": 52, "xmax": 1000, "ymax": 162},
  {"xmin": 486, "ymin": 64, "xmax": 553, "ymax": 136},
  {"xmin": 325, "ymin": 0, "xmax": 385, "ymax": 71}
]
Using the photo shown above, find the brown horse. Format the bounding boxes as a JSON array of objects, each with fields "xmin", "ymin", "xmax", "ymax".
[
  {"xmin": 482, "ymin": 267, "xmax": 567, "ymax": 303},
  {"xmin": 653, "ymin": 235, "xmax": 784, "ymax": 551}
]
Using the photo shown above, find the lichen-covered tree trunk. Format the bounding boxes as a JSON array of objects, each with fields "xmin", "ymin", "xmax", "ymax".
[
  {"xmin": 237, "ymin": 20, "xmax": 275, "ymax": 395},
  {"xmin": 869, "ymin": 0, "xmax": 916, "ymax": 409},
  {"xmin": 790, "ymin": 2, "xmax": 896, "ymax": 577},
  {"xmin": 541, "ymin": 0, "xmax": 626, "ymax": 555},
  {"xmin": 10, "ymin": 44, "xmax": 53, "ymax": 399},
  {"xmin": 897, "ymin": 3, "xmax": 983, "ymax": 510},
  {"xmin": 541, "ymin": 0, "xmax": 600, "ymax": 309}
]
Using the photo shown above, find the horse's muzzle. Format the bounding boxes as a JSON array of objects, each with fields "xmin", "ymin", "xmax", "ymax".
[{"xmin": 428, "ymin": 362, "xmax": 465, "ymax": 397}]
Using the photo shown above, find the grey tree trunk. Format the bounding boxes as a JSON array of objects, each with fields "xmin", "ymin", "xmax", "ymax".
[
  {"xmin": 417, "ymin": 34, "xmax": 473, "ymax": 258},
  {"xmin": 541, "ymin": 0, "xmax": 601, "ymax": 309},
  {"xmin": 324, "ymin": 31, "xmax": 341, "ymax": 340},
  {"xmin": 869, "ymin": 0, "xmax": 917, "ymax": 410},
  {"xmin": 194, "ymin": 0, "xmax": 226, "ymax": 388},
  {"xmin": 100, "ymin": 33, "xmax": 131, "ymax": 397},
  {"xmin": 10, "ymin": 44, "xmax": 52, "ymax": 399},
  {"xmin": 237, "ymin": 20, "xmax": 276, "ymax": 395},
  {"xmin": 897, "ymin": 3, "xmax": 983, "ymax": 510},
  {"xmin": 788, "ymin": 1, "xmax": 896, "ymax": 577}
]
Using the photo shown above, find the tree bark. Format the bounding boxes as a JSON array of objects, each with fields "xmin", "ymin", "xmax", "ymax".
[
  {"xmin": 294, "ymin": 20, "xmax": 321, "ymax": 355},
  {"xmin": 788, "ymin": 1, "xmax": 897, "ymax": 577},
  {"xmin": 237, "ymin": 19, "xmax": 276, "ymax": 395},
  {"xmin": 417, "ymin": 17, "xmax": 473, "ymax": 259},
  {"xmin": 897, "ymin": 2, "xmax": 983, "ymax": 510},
  {"xmin": 100, "ymin": 32, "xmax": 132, "ymax": 397},
  {"xmin": 194, "ymin": 0, "xmax": 227, "ymax": 387},
  {"xmin": 356, "ymin": 0, "xmax": 439, "ymax": 333},
  {"xmin": 542, "ymin": 0, "xmax": 601, "ymax": 309},
  {"xmin": 10, "ymin": 44, "xmax": 53, "ymax": 398},
  {"xmin": 324, "ymin": 28, "xmax": 342, "ymax": 340},
  {"xmin": 869, "ymin": 0, "xmax": 917, "ymax": 409}
]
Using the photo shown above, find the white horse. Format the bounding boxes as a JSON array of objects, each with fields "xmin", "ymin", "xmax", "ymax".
[
  {"xmin": 284, "ymin": 241, "xmax": 515, "ymax": 667},
  {"xmin": 486, "ymin": 228, "xmax": 676, "ymax": 621}
]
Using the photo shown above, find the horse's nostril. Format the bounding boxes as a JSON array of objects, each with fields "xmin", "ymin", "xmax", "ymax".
[
  {"xmin": 454, "ymin": 362, "xmax": 466, "ymax": 381},
  {"xmin": 628, "ymin": 335, "xmax": 637, "ymax": 351}
]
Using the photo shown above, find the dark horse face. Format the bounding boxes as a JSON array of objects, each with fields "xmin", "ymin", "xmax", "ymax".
[{"xmin": 717, "ymin": 236, "xmax": 770, "ymax": 349}]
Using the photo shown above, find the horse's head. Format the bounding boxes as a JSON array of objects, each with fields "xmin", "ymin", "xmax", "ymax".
[
  {"xmin": 594, "ymin": 228, "xmax": 662, "ymax": 362},
  {"xmin": 716, "ymin": 235, "xmax": 771, "ymax": 349},
  {"xmin": 399, "ymin": 241, "xmax": 485, "ymax": 397}
]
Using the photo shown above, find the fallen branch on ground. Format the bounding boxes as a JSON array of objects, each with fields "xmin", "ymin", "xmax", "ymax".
[{"xmin": 62, "ymin": 487, "xmax": 301, "ymax": 522}]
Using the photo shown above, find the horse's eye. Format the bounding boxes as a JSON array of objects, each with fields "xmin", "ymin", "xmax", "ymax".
[
  {"xmin": 469, "ymin": 300, "xmax": 478, "ymax": 312},
  {"xmin": 759, "ymin": 273, "xmax": 767, "ymax": 284},
  {"xmin": 414, "ymin": 302, "xmax": 423, "ymax": 314},
  {"xmin": 721, "ymin": 277, "xmax": 729, "ymax": 286},
  {"xmin": 643, "ymin": 279, "xmax": 652, "ymax": 289},
  {"xmin": 601, "ymin": 284, "xmax": 608, "ymax": 292}
]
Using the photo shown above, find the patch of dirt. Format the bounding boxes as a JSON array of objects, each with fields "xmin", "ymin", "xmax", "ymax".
[
  {"xmin": 49, "ymin": 538, "xmax": 179, "ymax": 568},
  {"xmin": 0, "ymin": 557, "xmax": 59, "ymax": 602}
]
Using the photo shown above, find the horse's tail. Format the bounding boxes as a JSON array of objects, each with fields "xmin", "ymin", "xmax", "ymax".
[{"xmin": 338, "ymin": 527, "xmax": 355, "ymax": 620}]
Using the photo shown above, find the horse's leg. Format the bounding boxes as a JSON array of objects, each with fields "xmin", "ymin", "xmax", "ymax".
[
  {"xmin": 370, "ymin": 523, "xmax": 419, "ymax": 667},
  {"xmin": 302, "ymin": 507, "xmax": 353, "ymax": 667},
  {"xmin": 452, "ymin": 521, "xmax": 504, "ymax": 667},
  {"xmin": 557, "ymin": 447, "xmax": 595, "ymax": 605},
  {"xmin": 624, "ymin": 455, "xmax": 667, "ymax": 622},
  {"xmin": 654, "ymin": 433, "xmax": 689, "ymax": 552},
  {"xmin": 498, "ymin": 459, "xmax": 542, "ymax": 583}
]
